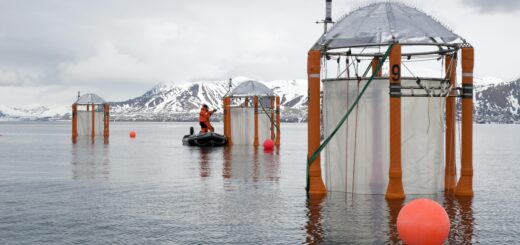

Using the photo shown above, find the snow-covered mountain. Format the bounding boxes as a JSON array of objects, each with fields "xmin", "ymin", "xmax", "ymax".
[
  {"xmin": 110, "ymin": 77, "xmax": 308, "ymax": 122},
  {"xmin": 1, "ymin": 76, "xmax": 519, "ymax": 123},
  {"xmin": 0, "ymin": 105, "xmax": 69, "ymax": 121},
  {"xmin": 474, "ymin": 78, "xmax": 520, "ymax": 123}
]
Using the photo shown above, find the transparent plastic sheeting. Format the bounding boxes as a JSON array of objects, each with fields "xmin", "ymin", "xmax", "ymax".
[
  {"xmin": 320, "ymin": 2, "xmax": 460, "ymax": 48},
  {"xmin": 77, "ymin": 111, "xmax": 104, "ymax": 136},
  {"xmin": 76, "ymin": 93, "xmax": 105, "ymax": 105},
  {"xmin": 230, "ymin": 107, "xmax": 272, "ymax": 145},
  {"xmin": 229, "ymin": 80, "xmax": 274, "ymax": 97},
  {"xmin": 323, "ymin": 79, "xmax": 444, "ymax": 194}
]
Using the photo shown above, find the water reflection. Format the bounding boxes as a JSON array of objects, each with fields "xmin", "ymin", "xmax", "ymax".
[
  {"xmin": 263, "ymin": 148, "xmax": 280, "ymax": 183},
  {"xmin": 305, "ymin": 195, "xmax": 326, "ymax": 244},
  {"xmin": 71, "ymin": 136, "xmax": 109, "ymax": 144},
  {"xmin": 71, "ymin": 137, "xmax": 110, "ymax": 180},
  {"xmin": 445, "ymin": 196, "xmax": 475, "ymax": 244},
  {"xmin": 252, "ymin": 147, "xmax": 259, "ymax": 182},
  {"xmin": 199, "ymin": 147, "xmax": 212, "ymax": 178},
  {"xmin": 219, "ymin": 146, "xmax": 281, "ymax": 183},
  {"xmin": 222, "ymin": 146, "xmax": 232, "ymax": 179},
  {"xmin": 384, "ymin": 195, "xmax": 475, "ymax": 244},
  {"xmin": 386, "ymin": 199, "xmax": 404, "ymax": 244}
]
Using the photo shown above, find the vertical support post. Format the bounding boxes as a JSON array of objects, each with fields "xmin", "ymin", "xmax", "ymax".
[
  {"xmin": 103, "ymin": 103, "xmax": 110, "ymax": 138},
  {"xmin": 72, "ymin": 103, "xmax": 78, "ymax": 139},
  {"xmin": 224, "ymin": 97, "xmax": 233, "ymax": 145},
  {"xmin": 270, "ymin": 97, "xmax": 275, "ymax": 140},
  {"xmin": 275, "ymin": 96, "xmax": 281, "ymax": 146},
  {"xmin": 307, "ymin": 49, "xmax": 326, "ymax": 195},
  {"xmin": 385, "ymin": 43, "xmax": 405, "ymax": 200},
  {"xmin": 91, "ymin": 103, "xmax": 95, "ymax": 141},
  {"xmin": 455, "ymin": 47, "xmax": 474, "ymax": 197},
  {"xmin": 371, "ymin": 57, "xmax": 382, "ymax": 77},
  {"xmin": 223, "ymin": 98, "xmax": 228, "ymax": 137},
  {"xmin": 253, "ymin": 96, "xmax": 259, "ymax": 147},
  {"xmin": 445, "ymin": 54, "xmax": 457, "ymax": 193}
]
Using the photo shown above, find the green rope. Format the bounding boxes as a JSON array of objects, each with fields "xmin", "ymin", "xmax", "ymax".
[
  {"xmin": 258, "ymin": 97, "xmax": 280, "ymax": 133},
  {"xmin": 306, "ymin": 44, "xmax": 394, "ymax": 193}
]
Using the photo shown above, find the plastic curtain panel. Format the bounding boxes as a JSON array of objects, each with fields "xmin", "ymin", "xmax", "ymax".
[
  {"xmin": 257, "ymin": 109, "xmax": 272, "ymax": 143},
  {"xmin": 77, "ymin": 111, "xmax": 104, "ymax": 136},
  {"xmin": 230, "ymin": 108, "xmax": 253, "ymax": 145},
  {"xmin": 230, "ymin": 107, "xmax": 272, "ymax": 145},
  {"xmin": 324, "ymin": 79, "xmax": 444, "ymax": 194}
]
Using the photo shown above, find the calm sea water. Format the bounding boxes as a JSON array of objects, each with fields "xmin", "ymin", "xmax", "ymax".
[{"xmin": 0, "ymin": 122, "xmax": 518, "ymax": 244}]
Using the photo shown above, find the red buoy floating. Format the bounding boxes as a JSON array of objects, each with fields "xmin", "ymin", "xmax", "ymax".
[
  {"xmin": 263, "ymin": 139, "xmax": 274, "ymax": 151},
  {"xmin": 397, "ymin": 198, "xmax": 450, "ymax": 245},
  {"xmin": 129, "ymin": 130, "xmax": 136, "ymax": 138}
]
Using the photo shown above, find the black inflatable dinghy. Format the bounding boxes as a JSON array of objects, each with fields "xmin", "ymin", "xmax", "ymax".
[{"xmin": 182, "ymin": 127, "xmax": 228, "ymax": 146}]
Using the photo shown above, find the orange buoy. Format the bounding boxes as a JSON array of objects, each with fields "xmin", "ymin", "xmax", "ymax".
[
  {"xmin": 129, "ymin": 130, "xmax": 136, "ymax": 138},
  {"xmin": 397, "ymin": 198, "xmax": 450, "ymax": 245},
  {"xmin": 263, "ymin": 139, "xmax": 274, "ymax": 151}
]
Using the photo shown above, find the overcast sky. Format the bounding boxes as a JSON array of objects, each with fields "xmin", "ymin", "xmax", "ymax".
[{"xmin": 0, "ymin": 0, "xmax": 518, "ymax": 107}]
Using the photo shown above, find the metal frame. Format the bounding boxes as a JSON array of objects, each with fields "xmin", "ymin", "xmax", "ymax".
[
  {"xmin": 322, "ymin": 77, "xmax": 462, "ymax": 98},
  {"xmin": 324, "ymin": 43, "xmax": 460, "ymax": 58}
]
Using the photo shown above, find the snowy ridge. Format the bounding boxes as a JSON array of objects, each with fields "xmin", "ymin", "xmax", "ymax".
[
  {"xmin": 474, "ymin": 78, "xmax": 520, "ymax": 123},
  {"xmin": 0, "ymin": 105, "xmax": 69, "ymax": 121},
  {"xmin": 1, "ymin": 76, "xmax": 519, "ymax": 123},
  {"xmin": 110, "ymin": 77, "xmax": 309, "ymax": 122},
  {"xmin": 474, "ymin": 77, "xmax": 505, "ymax": 89}
]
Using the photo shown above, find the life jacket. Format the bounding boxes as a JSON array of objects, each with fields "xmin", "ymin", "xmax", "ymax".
[{"xmin": 199, "ymin": 108, "xmax": 212, "ymax": 122}]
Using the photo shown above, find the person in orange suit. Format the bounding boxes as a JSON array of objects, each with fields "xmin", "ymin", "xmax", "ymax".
[{"xmin": 199, "ymin": 104, "xmax": 216, "ymax": 133}]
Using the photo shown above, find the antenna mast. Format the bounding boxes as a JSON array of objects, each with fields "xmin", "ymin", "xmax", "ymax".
[{"xmin": 317, "ymin": 0, "xmax": 333, "ymax": 34}]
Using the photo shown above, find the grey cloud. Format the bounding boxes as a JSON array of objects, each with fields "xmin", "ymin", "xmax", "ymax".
[
  {"xmin": 0, "ymin": 0, "xmax": 518, "ymax": 106},
  {"xmin": 461, "ymin": 0, "xmax": 520, "ymax": 13},
  {"xmin": 0, "ymin": 0, "xmax": 321, "ymax": 88}
]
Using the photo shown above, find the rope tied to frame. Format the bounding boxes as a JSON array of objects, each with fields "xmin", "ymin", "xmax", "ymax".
[
  {"xmin": 258, "ymin": 96, "xmax": 280, "ymax": 134},
  {"xmin": 306, "ymin": 43, "xmax": 395, "ymax": 193}
]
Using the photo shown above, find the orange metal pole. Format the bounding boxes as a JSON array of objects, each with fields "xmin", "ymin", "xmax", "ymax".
[
  {"xmin": 103, "ymin": 103, "xmax": 110, "ymax": 138},
  {"xmin": 107, "ymin": 104, "xmax": 110, "ymax": 138},
  {"xmin": 72, "ymin": 103, "xmax": 78, "ymax": 138},
  {"xmin": 385, "ymin": 43, "xmax": 405, "ymax": 200},
  {"xmin": 223, "ymin": 98, "xmax": 228, "ymax": 137},
  {"xmin": 253, "ymin": 96, "xmax": 259, "ymax": 147},
  {"xmin": 371, "ymin": 57, "xmax": 382, "ymax": 77},
  {"xmin": 275, "ymin": 96, "xmax": 281, "ymax": 146},
  {"xmin": 224, "ymin": 97, "xmax": 233, "ymax": 145},
  {"xmin": 445, "ymin": 54, "xmax": 457, "ymax": 193},
  {"xmin": 455, "ymin": 47, "xmax": 474, "ymax": 197},
  {"xmin": 91, "ymin": 103, "xmax": 95, "ymax": 141},
  {"xmin": 270, "ymin": 97, "xmax": 275, "ymax": 140},
  {"xmin": 307, "ymin": 49, "xmax": 326, "ymax": 195}
]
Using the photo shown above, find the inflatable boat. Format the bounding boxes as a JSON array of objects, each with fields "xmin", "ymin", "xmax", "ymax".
[{"xmin": 182, "ymin": 127, "xmax": 228, "ymax": 147}]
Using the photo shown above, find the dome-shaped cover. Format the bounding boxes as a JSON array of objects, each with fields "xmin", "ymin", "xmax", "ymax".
[
  {"xmin": 319, "ymin": 2, "xmax": 462, "ymax": 49},
  {"xmin": 75, "ymin": 93, "xmax": 106, "ymax": 105},
  {"xmin": 228, "ymin": 80, "xmax": 274, "ymax": 97}
]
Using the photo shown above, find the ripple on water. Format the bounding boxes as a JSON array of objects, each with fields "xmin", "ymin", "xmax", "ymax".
[{"xmin": 0, "ymin": 122, "xmax": 518, "ymax": 243}]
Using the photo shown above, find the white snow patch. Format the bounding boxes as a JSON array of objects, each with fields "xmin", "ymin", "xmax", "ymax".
[{"xmin": 507, "ymin": 92, "xmax": 519, "ymax": 115}]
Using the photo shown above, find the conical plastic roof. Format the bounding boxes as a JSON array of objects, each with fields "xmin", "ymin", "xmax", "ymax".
[
  {"xmin": 319, "ymin": 2, "xmax": 461, "ymax": 49},
  {"xmin": 229, "ymin": 80, "xmax": 274, "ymax": 97},
  {"xmin": 75, "ymin": 93, "xmax": 106, "ymax": 105}
]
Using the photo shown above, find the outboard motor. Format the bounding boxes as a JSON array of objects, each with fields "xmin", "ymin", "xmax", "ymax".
[{"xmin": 190, "ymin": 127, "xmax": 194, "ymax": 135}]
